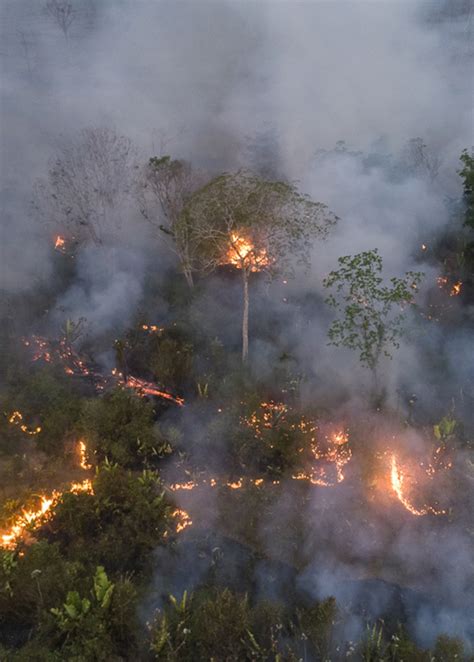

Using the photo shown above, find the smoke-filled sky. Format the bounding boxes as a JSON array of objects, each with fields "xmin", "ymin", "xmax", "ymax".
[{"xmin": 1, "ymin": 0, "xmax": 472, "ymax": 290}]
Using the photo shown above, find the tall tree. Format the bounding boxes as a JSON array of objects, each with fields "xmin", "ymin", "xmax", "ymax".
[
  {"xmin": 137, "ymin": 156, "xmax": 203, "ymax": 288},
  {"xmin": 324, "ymin": 249, "xmax": 423, "ymax": 400},
  {"xmin": 184, "ymin": 171, "xmax": 338, "ymax": 361}
]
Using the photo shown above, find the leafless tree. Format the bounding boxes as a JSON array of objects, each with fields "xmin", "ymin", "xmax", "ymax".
[
  {"xmin": 17, "ymin": 30, "xmax": 35, "ymax": 77},
  {"xmin": 401, "ymin": 138, "xmax": 441, "ymax": 184},
  {"xmin": 137, "ymin": 155, "xmax": 204, "ymax": 288},
  {"xmin": 45, "ymin": 0, "xmax": 75, "ymax": 41},
  {"xmin": 33, "ymin": 127, "xmax": 136, "ymax": 249}
]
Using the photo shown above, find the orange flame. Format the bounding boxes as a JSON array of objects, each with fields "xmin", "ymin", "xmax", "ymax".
[
  {"xmin": 224, "ymin": 233, "xmax": 270, "ymax": 272},
  {"xmin": 0, "ymin": 479, "xmax": 94, "ymax": 550},
  {"xmin": 171, "ymin": 508, "xmax": 193, "ymax": 533},
  {"xmin": 77, "ymin": 440, "xmax": 92, "ymax": 470},
  {"xmin": 125, "ymin": 376, "xmax": 185, "ymax": 406},
  {"xmin": 390, "ymin": 455, "xmax": 445, "ymax": 517},
  {"xmin": 54, "ymin": 235, "xmax": 66, "ymax": 251},
  {"xmin": 7, "ymin": 410, "xmax": 41, "ymax": 436},
  {"xmin": 450, "ymin": 281, "xmax": 462, "ymax": 297}
]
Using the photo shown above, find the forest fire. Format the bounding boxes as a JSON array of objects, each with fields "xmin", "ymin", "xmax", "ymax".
[
  {"xmin": 224, "ymin": 233, "xmax": 270, "ymax": 272},
  {"xmin": 0, "ymin": 479, "xmax": 93, "ymax": 551},
  {"xmin": 450, "ymin": 280, "xmax": 462, "ymax": 296},
  {"xmin": 437, "ymin": 276, "xmax": 462, "ymax": 297},
  {"xmin": 77, "ymin": 440, "xmax": 92, "ymax": 470},
  {"xmin": 390, "ymin": 455, "xmax": 446, "ymax": 517},
  {"xmin": 124, "ymin": 376, "xmax": 185, "ymax": 406},
  {"xmin": 141, "ymin": 324, "xmax": 163, "ymax": 333},
  {"xmin": 23, "ymin": 335, "xmax": 185, "ymax": 406},
  {"xmin": 293, "ymin": 428, "xmax": 352, "ymax": 486},
  {"xmin": 7, "ymin": 410, "xmax": 41, "ymax": 435},
  {"xmin": 54, "ymin": 235, "xmax": 66, "ymax": 252},
  {"xmin": 171, "ymin": 508, "xmax": 193, "ymax": 533}
]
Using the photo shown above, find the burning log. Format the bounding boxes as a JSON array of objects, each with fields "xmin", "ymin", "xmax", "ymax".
[{"xmin": 124, "ymin": 376, "xmax": 185, "ymax": 407}]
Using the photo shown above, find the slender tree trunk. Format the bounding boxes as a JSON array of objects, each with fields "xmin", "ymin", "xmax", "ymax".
[
  {"xmin": 183, "ymin": 264, "xmax": 194, "ymax": 288},
  {"xmin": 242, "ymin": 269, "xmax": 249, "ymax": 362}
]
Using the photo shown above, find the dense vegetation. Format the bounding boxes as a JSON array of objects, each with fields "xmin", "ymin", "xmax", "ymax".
[{"xmin": 0, "ymin": 142, "xmax": 472, "ymax": 660}]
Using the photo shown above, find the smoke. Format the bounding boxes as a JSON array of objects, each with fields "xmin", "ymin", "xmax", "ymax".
[{"xmin": 1, "ymin": 0, "xmax": 473, "ymax": 651}]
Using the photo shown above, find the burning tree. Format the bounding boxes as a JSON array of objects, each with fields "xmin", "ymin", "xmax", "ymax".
[
  {"xmin": 324, "ymin": 249, "xmax": 423, "ymax": 399},
  {"xmin": 137, "ymin": 156, "xmax": 203, "ymax": 288},
  {"xmin": 184, "ymin": 171, "xmax": 337, "ymax": 361}
]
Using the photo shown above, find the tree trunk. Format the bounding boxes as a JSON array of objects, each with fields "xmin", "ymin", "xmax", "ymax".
[
  {"xmin": 242, "ymin": 269, "xmax": 249, "ymax": 362},
  {"xmin": 183, "ymin": 264, "xmax": 194, "ymax": 288}
]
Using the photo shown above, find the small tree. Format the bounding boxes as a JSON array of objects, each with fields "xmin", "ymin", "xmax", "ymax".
[
  {"xmin": 458, "ymin": 147, "xmax": 474, "ymax": 229},
  {"xmin": 184, "ymin": 171, "xmax": 337, "ymax": 361},
  {"xmin": 401, "ymin": 137, "xmax": 441, "ymax": 183},
  {"xmin": 324, "ymin": 249, "xmax": 423, "ymax": 397},
  {"xmin": 45, "ymin": 0, "xmax": 75, "ymax": 41},
  {"xmin": 137, "ymin": 156, "xmax": 203, "ymax": 288}
]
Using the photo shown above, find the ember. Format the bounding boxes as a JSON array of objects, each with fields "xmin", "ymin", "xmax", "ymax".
[
  {"xmin": 7, "ymin": 410, "xmax": 41, "ymax": 436},
  {"xmin": 54, "ymin": 235, "xmax": 66, "ymax": 252},
  {"xmin": 171, "ymin": 508, "xmax": 193, "ymax": 533}
]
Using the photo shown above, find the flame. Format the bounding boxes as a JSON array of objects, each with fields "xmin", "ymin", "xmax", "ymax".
[
  {"xmin": 7, "ymin": 410, "xmax": 41, "ymax": 436},
  {"xmin": 54, "ymin": 235, "xmax": 66, "ymax": 251},
  {"xmin": 77, "ymin": 440, "xmax": 92, "ymax": 470},
  {"xmin": 1, "ymin": 493, "xmax": 58, "ymax": 550},
  {"xmin": 450, "ymin": 281, "xmax": 462, "ymax": 297},
  {"xmin": 141, "ymin": 324, "xmax": 163, "ymax": 333},
  {"xmin": 0, "ymin": 479, "xmax": 94, "ymax": 550},
  {"xmin": 390, "ymin": 455, "xmax": 445, "ymax": 517},
  {"xmin": 124, "ymin": 376, "xmax": 185, "ymax": 406},
  {"xmin": 171, "ymin": 508, "xmax": 193, "ymax": 533},
  {"xmin": 24, "ymin": 335, "xmax": 185, "ymax": 407},
  {"xmin": 437, "ymin": 276, "xmax": 462, "ymax": 297},
  {"xmin": 223, "ymin": 233, "xmax": 270, "ymax": 272}
]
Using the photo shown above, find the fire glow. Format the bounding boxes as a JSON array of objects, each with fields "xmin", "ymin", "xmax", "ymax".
[
  {"xmin": 0, "ymin": 479, "xmax": 94, "ymax": 550},
  {"xmin": 24, "ymin": 335, "xmax": 184, "ymax": 407},
  {"xmin": 390, "ymin": 455, "xmax": 446, "ymax": 517},
  {"xmin": 54, "ymin": 235, "xmax": 66, "ymax": 252},
  {"xmin": 7, "ymin": 410, "xmax": 41, "ymax": 436},
  {"xmin": 224, "ymin": 233, "xmax": 270, "ymax": 272}
]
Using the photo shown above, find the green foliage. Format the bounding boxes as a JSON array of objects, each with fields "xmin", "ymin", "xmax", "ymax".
[
  {"xmin": 1, "ymin": 367, "xmax": 83, "ymax": 456},
  {"xmin": 185, "ymin": 169, "xmax": 337, "ymax": 278},
  {"xmin": 150, "ymin": 588, "xmax": 265, "ymax": 661},
  {"xmin": 433, "ymin": 415, "xmax": 457, "ymax": 443},
  {"xmin": 48, "ymin": 565, "xmax": 138, "ymax": 661},
  {"xmin": 458, "ymin": 148, "xmax": 474, "ymax": 229},
  {"xmin": 324, "ymin": 249, "xmax": 423, "ymax": 372},
  {"xmin": 150, "ymin": 588, "xmax": 342, "ymax": 661},
  {"xmin": 357, "ymin": 623, "xmax": 431, "ymax": 662},
  {"xmin": 0, "ymin": 542, "xmax": 80, "ymax": 638},
  {"xmin": 433, "ymin": 634, "xmax": 465, "ymax": 661},
  {"xmin": 295, "ymin": 597, "xmax": 337, "ymax": 659},
  {"xmin": 45, "ymin": 465, "xmax": 172, "ymax": 574},
  {"xmin": 81, "ymin": 387, "xmax": 167, "ymax": 467}
]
